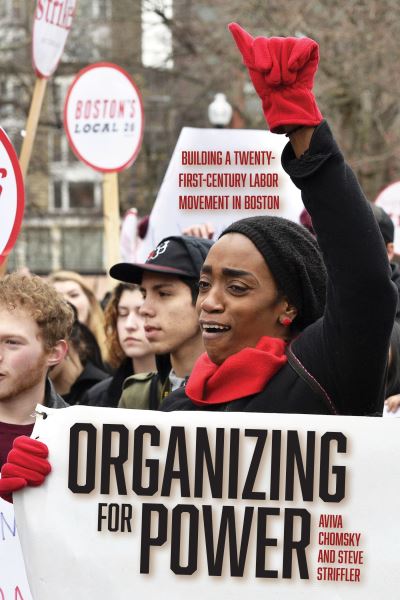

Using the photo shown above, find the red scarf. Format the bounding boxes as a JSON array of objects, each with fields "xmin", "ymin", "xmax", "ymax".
[{"xmin": 186, "ymin": 336, "xmax": 287, "ymax": 406}]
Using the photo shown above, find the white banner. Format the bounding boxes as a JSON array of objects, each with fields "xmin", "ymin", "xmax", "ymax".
[
  {"xmin": 14, "ymin": 406, "xmax": 400, "ymax": 599},
  {"xmin": 0, "ymin": 496, "xmax": 33, "ymax": 600},
  {"xmin": 138, "ymin": 127, "xmax": 304, "ymax": 261}
]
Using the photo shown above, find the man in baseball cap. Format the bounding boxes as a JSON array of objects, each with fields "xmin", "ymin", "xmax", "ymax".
[
  {"xmin": 110, "ymin": 235, "xmax": 213, "ymax": 408},
  {"xmin": 110, "ymin": 235, "xmax": 211, "ymax": 283}
]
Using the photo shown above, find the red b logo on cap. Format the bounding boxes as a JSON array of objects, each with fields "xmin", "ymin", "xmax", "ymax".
[{"xmin": 148, "ymin": 240, "xmax": 170, "ymax": 261}]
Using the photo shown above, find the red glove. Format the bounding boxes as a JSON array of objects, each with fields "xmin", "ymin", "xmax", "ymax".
[
  {"xmin": 0, "ymin": 436, "xmax": 51, "ymax": 503},
  {"xmin": 229, "ymin": 23, "xmax": 323, "ymax": 133}
]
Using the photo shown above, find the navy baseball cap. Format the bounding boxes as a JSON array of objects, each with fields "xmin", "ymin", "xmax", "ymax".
[{"xmin": 110, "ymin": 235, "xmax": 213, "ymax": 284}]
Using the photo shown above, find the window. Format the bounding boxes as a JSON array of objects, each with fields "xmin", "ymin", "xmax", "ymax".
[
  {"xmin": 25, "ymin": 229, "xmax": 52, "ymax": 273},
  {"xmin": 69, "ymin": 182, "xmax": 96, "ymax": 209},
  {"xmin": 61, "ymin": 227, "xmax": 103, "ymax": 272},
  {"xmin": 95, "ymin": 0, "xmax": 112, "ymax": 19},
  {"xmin": 7, "ymin": 223, "xmax": 105, "ymax": 274},
  {"xmin": 49, "ymin": 129, "xmax": 76, "ymax": 164},
  {"xmin": 0, "ymin": 0, "xmax": 25, "ymax": 21},
  {"xmin": 7, "ymin": 229, "xmax": 52, "ymax": 274},
  {"xmin": 0, "ymin": 76, "xmax": 29, "ymax": 123},
  {"xmin": 53, "ymin": 181, "xmax": 63, "ymax": 209},
  {"xmin": 11, "ymin": 0, "xmax": 25, "ymax": 20},
  {"xmin": 78, "ymin": 0, "xmax": 112, "ymax": 20},
  {"xmin": 142, "ymin": 0, "xmax": 173, "ymax": 69},
  {"xmin": 50, "ymin": 178, "xmax": 101, "ymax": 212},
  {"xmin": 48, "ymin": 130, "xmax": 102, "ymax": 213},
  {"xmin": 51, "ymin": 131, "xmax": 63, "ymax": 162}
]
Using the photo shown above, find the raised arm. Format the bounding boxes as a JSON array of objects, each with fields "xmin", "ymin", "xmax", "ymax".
[{"xmin": 229, "ymin": 24, "xmax": 397, "ymax": 414}]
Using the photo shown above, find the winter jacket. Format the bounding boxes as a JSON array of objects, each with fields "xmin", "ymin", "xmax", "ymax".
[
  {"xmin": 117, "ymin": 354, "xmax": 173, "ymax": 410},
  {"xmin": 62, "ymin": 361, "xmax": 109, "ymax": 406},
  {"xmin": 118, "ymin": 372, "xmax": 163, "ymax": 410},
  {"xmin": 82, "ymin": 358, "xmax": 134, "ymax": 408}
]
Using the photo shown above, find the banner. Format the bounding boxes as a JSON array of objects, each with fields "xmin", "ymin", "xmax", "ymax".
[
  {"xmin": 0, "ymin": 496, "xmax": 33, "ymax": 599},
  {"xmin": 14, "ymin": 406, "xmax": 400, "ymax": 599},
  {"xmin": 137, "ymin": 127, "xmax": 303, "ymax": 260}
]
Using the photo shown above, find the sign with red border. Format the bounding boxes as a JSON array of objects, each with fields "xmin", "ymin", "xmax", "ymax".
[
  {"xmin": 32, "ymin": 0, "xmax": 77, "ymax": 78},
  {"xmin": 0, "ymin": 129, "xmax": 25, "ymax": 266},
  {"xmin": 64, "ymin": 63, "xmax": 144, "ymax": 173}
]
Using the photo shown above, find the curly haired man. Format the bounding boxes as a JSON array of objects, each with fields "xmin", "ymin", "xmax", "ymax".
[{"xmin": 0, "ymin": 272, "xmax": 74, "ymax": 470}]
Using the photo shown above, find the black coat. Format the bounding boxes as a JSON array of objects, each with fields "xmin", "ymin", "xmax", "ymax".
[
  {"xmin": 81, "ymin": 358, "xmax": 134, "ymax": 407},
  {"xmin": 62, "ymin": 361, "xmax": 109, "ymax": 406},
  {"xmin": 162, "ymin": 122, "xmax": 397, "ymax": 416}
]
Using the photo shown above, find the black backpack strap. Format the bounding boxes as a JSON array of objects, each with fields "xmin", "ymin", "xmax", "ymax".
[
  {"xmin": 286, "ymin": 345, "xmax": 338, "ymax": 415},
  {"xmin": 148, "ymin": 373, "xmax": 161, "ymax": 410}
]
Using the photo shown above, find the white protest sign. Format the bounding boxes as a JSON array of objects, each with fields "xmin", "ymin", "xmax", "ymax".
[
  {"xmin": 375, "ymin": 182, "xmax": 400, "ymax": 254},
  {"xmin": 137, "ymin": 127, "xmax": 303, "ymax": 261},
  {"xmin": 32, "ymin": 0, "xmax": 77, "ymax": 78},
  {"xmin": 0, "ymin": 128, "xmax": 25, "ymax": 266},
  {"xmin": 0, "ymin": 496, "xmax": 33, "ymax": 600},
  {"xmin": 64, "ymin": 63, "xmax": 144, "ymax": 172},
  {"xmin": 14, "ymin": 406, "xmax": 400, "ymax": 599}
]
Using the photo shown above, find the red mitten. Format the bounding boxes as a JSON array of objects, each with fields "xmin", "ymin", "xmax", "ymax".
[
  {"xmin": 229, "ymin": 23, "xmax": 323, "ymax": 133},
  {"xmin": 0, "ymin": 436, "xmax": 51, "ymax": 503}
]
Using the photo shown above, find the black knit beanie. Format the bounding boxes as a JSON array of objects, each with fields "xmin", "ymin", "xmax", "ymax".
[{"xmin": 220, "ymin": 216, "xmax": 327, "ymax": 330}]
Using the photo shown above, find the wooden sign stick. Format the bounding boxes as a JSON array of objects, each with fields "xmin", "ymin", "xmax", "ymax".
[
  {"xmin": 19, "ymin": 76, "xmax": 48, "ymax": 180},
  {"xmin": 102, "ymin": 172, "xmax": 121, "ymax": 276}
]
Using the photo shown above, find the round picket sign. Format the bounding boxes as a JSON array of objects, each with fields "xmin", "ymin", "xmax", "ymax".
[
  {"xmin": 64, "ymin": 63, "xmax": 144, "ymax": 172},
  {"xmin": 0, "ymin": 128, "xmax": 25, "ymax": 266},
  {"xmin": 32, "ymin": 0, "xmax": 77, "ymax": 78}
]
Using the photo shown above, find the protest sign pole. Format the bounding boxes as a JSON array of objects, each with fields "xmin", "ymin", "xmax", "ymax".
[
  {"xmin": 0, "ymin": 259, "xmax": 7, "ymax": 278},
  {"xmin": 19, "ymin": 77, "xmax": 48, "ymax": 180},
  {"xmin": 102, "ymin": 172, "xmax": 121, "ymax": 272}
]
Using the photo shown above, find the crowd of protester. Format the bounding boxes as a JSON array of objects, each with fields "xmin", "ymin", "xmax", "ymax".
[{"xmin": 0, "ymin": 25, "xmax": 399, "ymax": 504}]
